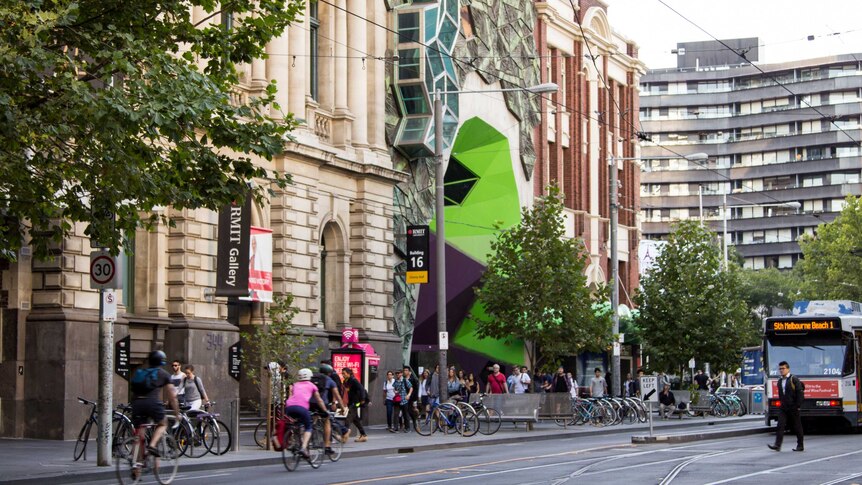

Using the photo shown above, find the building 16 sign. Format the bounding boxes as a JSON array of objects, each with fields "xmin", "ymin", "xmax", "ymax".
[{"xmin": 406, "ymin": 225, "xmax": 429, "ymax": 284}]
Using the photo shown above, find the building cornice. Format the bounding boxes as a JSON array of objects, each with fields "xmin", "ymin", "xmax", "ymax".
[{"xmin": 283, "ymin": 141, "xmax": 410, "ymax": 185}]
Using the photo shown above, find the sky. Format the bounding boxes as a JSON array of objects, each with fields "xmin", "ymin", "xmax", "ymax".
[{"xmin": 604, "ymin": 0, "xmax": 862, "ymax": 70}]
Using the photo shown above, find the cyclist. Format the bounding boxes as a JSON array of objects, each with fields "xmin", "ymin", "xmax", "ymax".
[
  {"xmin": 130, "ymin": 350, "xmax": 180, "ymax": 458},
  {"xmin": 311, "ymin": 364, "xmax": 348, "ymax": 454},
  {"xmin": 285, "ymin": 368, "xmax": 327, "ymax": 458}
]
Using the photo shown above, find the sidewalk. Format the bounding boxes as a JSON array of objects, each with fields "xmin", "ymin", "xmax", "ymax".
[{"xmin": 0, "ymin": 414, "xmax": 765, "ymax": 484}]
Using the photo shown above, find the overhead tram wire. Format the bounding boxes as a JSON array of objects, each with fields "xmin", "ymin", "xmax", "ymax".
[
  {"xmin": 656, "ymin": 0, "xmax": 861, "ymax": 147},
  {"xmin": 315, "ymin": 1, "xmax": 829, "ymax": 213}
]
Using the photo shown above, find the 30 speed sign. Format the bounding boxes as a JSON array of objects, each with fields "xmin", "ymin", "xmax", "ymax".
[{"xmin": 90, "ymin": 250, "xmax": 122, "ymax": 290}]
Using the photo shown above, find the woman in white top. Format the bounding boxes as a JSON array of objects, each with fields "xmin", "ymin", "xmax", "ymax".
[
  {"xmin": 383, "ymin": 371, "xmax": 397, "ymax": 432},
  {"xmin": 418, "ymin": 369, "xmax": 430, "ymax": 412}
]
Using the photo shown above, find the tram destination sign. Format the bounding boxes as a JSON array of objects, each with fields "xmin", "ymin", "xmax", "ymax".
[{"xmin": 766, "ymin": 317, "xmax": 841, "ymax": 333}]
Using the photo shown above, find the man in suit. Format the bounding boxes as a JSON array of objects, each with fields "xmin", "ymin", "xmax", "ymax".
[{"xmin": 768, "ymin": 360, "xmax": 805, "ymax": 452}]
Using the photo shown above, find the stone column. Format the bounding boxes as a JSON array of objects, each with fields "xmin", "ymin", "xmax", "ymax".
[
  {"xmin": 367, "ymin": 0, "xmax": 387, "ymax": 153},
  {"xmin": 346, "ymin": 1, "xmax": 368, "ymax": 148},
  {"xmin": 330, "ymin": 0, "xmax": 353, "ymax": 146},
  {"xmin": 266, "ymin": 35, "xmax": 290, "ymax": 120}
]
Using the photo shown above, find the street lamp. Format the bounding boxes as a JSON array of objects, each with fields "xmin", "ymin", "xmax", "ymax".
[
  {"xmin": 433, "ymin": 82, "xmax": 558, "ymax": 400},
  {"xmin": 721, "ymin": 199, "xmax": 801, "ymax": 269},
  {"xmin": 610, "ymin": 152, "xmax": 706, "ymax": 397}
]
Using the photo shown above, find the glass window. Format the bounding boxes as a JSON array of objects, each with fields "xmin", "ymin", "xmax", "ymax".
[
  {"xmin": 398, "ymin": 12, "xmax": 420, "ymax": 44},
  {"xmin": 398, "ymin": 48, "xmax": 421, "ymax": 80},
  {"xmin": 400, "ymin": 117, "xmax": 430, "ymax": 143},
  {"xmin": 766, "ymin": 337, "xmax": 852, "ymax": 377},
  {"xmin": 399, "ymin": 84, "xmax": 428, "ymax": 114},
  {"xmin": 309, "ymin": 3, "xmax": 319, "ymax": 101}
]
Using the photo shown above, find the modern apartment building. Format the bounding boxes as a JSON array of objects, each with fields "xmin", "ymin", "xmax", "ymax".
[{"xmin": 639, "ymin": 43, "xmax": 862, "ymax": 269}]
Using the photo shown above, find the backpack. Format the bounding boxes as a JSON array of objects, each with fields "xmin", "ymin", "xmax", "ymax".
[
  {"xmin": 359, "ymin": 385, "xmax": 371, "ymax": 407},
  {"xmin": 311, "ymin": 373, "xmax": 328, "ymax": 396},
  {"xmin": 131, "ymin": 367, "xmax": 161, "ymax": 395},
  {"xmin": 790, "ymin": 376, "xmax": 805, "ymax": 393}
]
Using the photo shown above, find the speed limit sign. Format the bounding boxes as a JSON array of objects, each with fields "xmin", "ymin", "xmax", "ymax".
[{"xmin": 90, "ymin": 250, "xmax": 122, "ymax": 289}]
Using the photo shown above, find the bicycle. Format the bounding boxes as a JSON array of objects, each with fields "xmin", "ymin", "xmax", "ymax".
[
  {"xmin": 415, "ymin": 400, "xmax": 464, "ymax": 436},
  {"xmin": 167, "ymin": 408, "xmax": 214, "ymax": 458},
  {"xmin": 73, "ymin": 397, "xmax": 135, "ymax": 461},
  {"xmin": 280, "ymin": 416, "xmax": 324, "ymax": 471},
  {"xmin": 178, "ymin": 402, "xmax": 231, "ymax": 456},
  {"xmin": 115, "ymin": 421, "xmax": 181, "ymax": 484},
  {"xmin": 254, "ymin": 403, "xmax": 284, "ymax": 449},
  {"xmin": 467, "ymin": 393, "xmax": 502, "ymax": 435}
]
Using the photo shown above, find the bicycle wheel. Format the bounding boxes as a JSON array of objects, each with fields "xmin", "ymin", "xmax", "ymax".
[
  {"xmin": 185, "ymin": 418, "xmax": 215, "ymax": 458},
  {"xmin": 327, "ymin": 420, "xmax": 344, "ymax": 462},
  {"xmin": 438, "ymin": 405, "xmax": 463, "ymax": 435},
  {"xmin": 306, "ymin": 423, "xmax": 325, "ymax": 469},
  {"xmin": 460, "ymin": 408, "xmax": 480, "ymax": 437},
  {"xmin": 73, "ymin": 420, "xmax": 92, "ymax": 461},
  {"xmin": 282, "ymin": 428, "xmax": 300, "ymax": 472},
  {"xmin": 153, "ymin": 433, "xmax": 180, "ymax": 485},
  {"xmin": 415, "ymin": 410, "xmax": 435, "ymax": 436},
  {"xmin": 477, "ymin": 408, "xmax": 502, "ymax": 435},
  {"xmin": 113, "ymin": 417, "xmax": 135, "ymax": 457},
  {"xmin": 254, "ymin": 420, "xmax": 267, "ymax": 448},
  {"xmin": 171, "ymin": 423, "xmax": 191, "ymax": 457},
  {"xmin": 211, "ymin": 419, "xmax": 232, "ymax": 455},
  {"xmin": 115, "ymin": 436, "xmax": 143, "ymax": 485}
]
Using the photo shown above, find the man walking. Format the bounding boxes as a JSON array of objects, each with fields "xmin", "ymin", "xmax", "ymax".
[{"xmin": 768, "ymin": 361, "xmax": 804, "ymax": 452}]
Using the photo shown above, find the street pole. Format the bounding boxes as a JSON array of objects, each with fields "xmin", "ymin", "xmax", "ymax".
[
  {"xmin": 434, "ymin": 91, "xmax": 448, "ymax": 401},
  {"xmin": 722, "ymin": 192, "xmax": 728, "ymax": 270},
  {"xmin": 97, "ymin": 288, "xmax": 113, "ymax": 466},
  {"xmin": 609, "ymin": 156, "xmax": 620, "ymax": 398},
  {"xmin": 698, "ymin": 185, "xmax": 704, "ymax": 223}
]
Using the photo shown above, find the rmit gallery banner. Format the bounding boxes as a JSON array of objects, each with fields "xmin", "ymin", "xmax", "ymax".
[
  {"xmin": 242, "ymin": 226, "xmax": 273, "ymax": 302},
  {"xmin": 215, "ymin": 196, "xmax": 251, "ymax": 296}
]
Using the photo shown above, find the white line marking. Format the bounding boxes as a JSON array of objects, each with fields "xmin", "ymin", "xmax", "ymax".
[
  {"xmin": 705, "ymin": 449, "xmax": 862, "ymax": 484},
  {"xmin": 818, "ymin": 472, "xmax": 862, "ymax": 485},
  {"xmin": 659, "ymin": 450, "xmax": 739, "ymax": 485}
]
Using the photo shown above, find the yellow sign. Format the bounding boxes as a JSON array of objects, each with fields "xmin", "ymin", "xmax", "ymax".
[{"xmin": 406, "ymin": 271, "xmax": 428, "ymax": 284}]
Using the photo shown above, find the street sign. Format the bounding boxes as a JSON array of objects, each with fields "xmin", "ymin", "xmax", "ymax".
[
  {"xmin": 689, "ymin": 358, "xmax": 696, "ymax": 369},
  {"xmin": 90, "ymin": 250, "xmax": 121, "ymax": 289},
  {"xmin": 405, "ymin": 225, "xmax": 429, "ymax": 284},
  {"xmin": 103, "ymin": 290, "xmax": 117, "ymax": 321},
  {"xmin": 115, "ymin": 335, "xmax": 130, "ymax": 380},
  {"xmin": 613, "ymin": 341, "xmax": 621, "ymax": 356},
  {"xmin": 640, "ymin": 376, "xmax": 659, "ymax": 403},
  {"xmin": 228, "ymin": 342, "xmax": 241, "ymax": 381},
  {"xmin": 439, "ymin": 331, "xmax": 449, "ymax": 350}
]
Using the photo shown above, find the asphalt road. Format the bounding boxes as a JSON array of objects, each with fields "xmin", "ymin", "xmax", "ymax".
[{"xmin": 93, "ymin": 425, "xmax": 862, "ymax": 485}]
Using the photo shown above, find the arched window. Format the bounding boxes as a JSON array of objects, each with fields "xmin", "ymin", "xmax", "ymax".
[{"xmin": 320, "ymin": 221, "xmax": 347, "ymax": 330}]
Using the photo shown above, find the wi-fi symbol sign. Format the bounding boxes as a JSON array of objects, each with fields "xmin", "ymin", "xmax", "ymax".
[{"xmin": 343, "ymin": 329, "xmax": 356, "ymax": 339}]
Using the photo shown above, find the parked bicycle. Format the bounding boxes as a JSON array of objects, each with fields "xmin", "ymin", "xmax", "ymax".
[
  {"xmin": 464, "ymin": 393, "xmax": 502, "ymax": 435},
  {"xmin": 254, "ymin": 404, "xmax": 284, "ymax": 449},
  {"xmin": 415, "ymin": 401, "xmax": 464, "ymax": 436},
  {"xmin": 115, "ymin": 420, "xmax": 181, "ymax": 484},
  {"xmin": 73, "ymin": 397, "xmax": 134, "ymax": 462}
]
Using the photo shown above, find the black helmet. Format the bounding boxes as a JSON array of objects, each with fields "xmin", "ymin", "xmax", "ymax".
[
  {"xmin": 148, "ymin": 350, "xmax": 167, "ymax": 367},
  {"xmin": 319, "ymin": 363, "xmax": 333, "ymax": 375}
]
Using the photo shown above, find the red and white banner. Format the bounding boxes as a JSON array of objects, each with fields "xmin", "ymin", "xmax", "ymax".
[
  {"xmin": 770, "ymin": 379, "xmax": 840, "ymax": 398},
  {"xmin": 242, "ymin": 226, "xmax": 273, "ymax": 302}
]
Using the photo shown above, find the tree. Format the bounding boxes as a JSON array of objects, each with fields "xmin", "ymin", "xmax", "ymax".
[
  {"xmin": 0, "ymin": 0, "xmax": 305, "ymax": 259},
  {"xmin": 472, "ymin": 185, "xmax": 609, "ymax": 372},
  {"xmin": 242, "ymin": 294, "xmax": 321, "ymax": 407},
  {"xmin": 738, "ymin": 267, "xmax": 802, "ymax": 322},
  {"xmin": 635, "ymin": 220, "xmax": 755, "ymax": 373},
  {"xmin": 797, "ymin": 196, "xmax": 862, "ymax": 301}
]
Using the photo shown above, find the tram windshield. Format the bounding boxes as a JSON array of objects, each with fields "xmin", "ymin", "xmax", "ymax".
[{"xmin": 765, "ymin": 336, "xmax": 854, "ymax": 377}]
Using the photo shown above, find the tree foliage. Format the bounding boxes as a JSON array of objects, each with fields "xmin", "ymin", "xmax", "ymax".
[
  {"xmin": 797, "ymin": 196, "xmax": 862, "ymax": 301},
  {"xmin": 738, "ymin": 267, "xmax": 802, "ymax": 322},
  {"xmin": 242, "ymin": 294, "xmax": 321, "ymax": 406},
  {"xmin": 0, "ymin": 0, "xmax": 305, "ymax": 259},
  {"xmin": 635, "ymin": 220, "xmax": 755, "ymax": 373},
  {"xmin": 473, "ymin": 185, "xmax": 609, "ymax": 371}
]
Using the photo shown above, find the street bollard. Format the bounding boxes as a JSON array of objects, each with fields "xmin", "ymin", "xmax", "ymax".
[{"xmin": 230, "ymin": 399, "xmax": 240, "ymax": 452}]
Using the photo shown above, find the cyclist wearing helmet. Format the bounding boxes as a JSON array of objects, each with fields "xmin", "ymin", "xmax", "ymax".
[
  {"xmin": 313, "ymin": 364, "xmax": 348, "ymax": 453},
  {"xmin": 285, "ymin": 368, "xmax": 326, "ymax": 458},
  {"xmin": 130, "ymin": 350, "xmax": 180, "ymax": 456}
]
